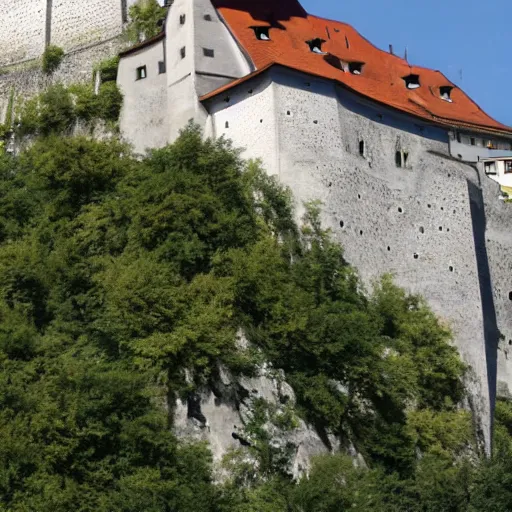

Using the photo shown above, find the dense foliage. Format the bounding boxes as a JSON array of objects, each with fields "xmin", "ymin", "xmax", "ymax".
[
  {"xmin": 125, "ymin": 0, "xmax": 166, "ymax": 44},
  {"xmin": 0, "ymin": 127, "xmax": 510, "ymax": 510},
  {"xmin": 42, "ymin": 45, "xmax": 65, "ymax": 74},
  {"xmin": 15, "ymin": 82, "xmax": 123, "ymax": 138}
]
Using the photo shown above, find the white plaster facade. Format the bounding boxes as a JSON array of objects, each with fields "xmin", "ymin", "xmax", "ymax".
[{"xmin": 481, "ymin": 157, "xmax": 512, "ymax": 191}]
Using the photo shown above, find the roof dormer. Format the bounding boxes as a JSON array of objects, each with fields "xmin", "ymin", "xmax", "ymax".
[
  {"xmin": 252, "ymin": 26, "xmax": 271, "ymax": 41},
  {"xmin": 403, "ymin": 74, "xmax": 421, "ymax": 89},
  {"xmin": 440, "ymin": 86, "xmax": 453, "ymax": 102},
  {"xmin": 307, "ymin": 38, "xmax": 326, "ymax": 54},
  {"xmin": 349, "ymin": 62, "xmax": 364, "ymax": 75}
]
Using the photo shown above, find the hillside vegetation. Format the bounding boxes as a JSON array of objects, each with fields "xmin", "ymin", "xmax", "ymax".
[{"xmin": 0, "ymin": 127, "xmax": 511, "ymax": 510}]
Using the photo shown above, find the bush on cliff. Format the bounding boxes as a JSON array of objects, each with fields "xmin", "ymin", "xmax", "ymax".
[{"xmin": 0, "ymin": 126, "xmax": 509, "ymax": 510}]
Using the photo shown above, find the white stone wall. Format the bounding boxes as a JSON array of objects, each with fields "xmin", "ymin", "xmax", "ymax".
[
  {"xmin": 207, "ymin": 66, "xmax": 496, "ymax": 452},
  {"xmin": 0, "ymin": 0, "xmax": 47, "ymax": 66},
  {"xmin": 50, "ymin": 0, "xmax": 123, "ymax": 52},
  {"xmin": 208, "ymin": 74, "xmax": 278, "ymax": 175},
  {"xmin": 118, "ymin": 40, "xmax": 169, "ymax": 154}
]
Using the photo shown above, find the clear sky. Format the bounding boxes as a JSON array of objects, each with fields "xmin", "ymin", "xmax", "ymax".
[{"xmin": 301, "ymin": 0, "xmax": 512, "ymax": 127}]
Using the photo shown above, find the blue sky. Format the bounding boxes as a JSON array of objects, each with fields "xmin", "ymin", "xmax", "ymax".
[{"xmin": 301, "ymin": 0, "xmax": 512, "ymax": 126}]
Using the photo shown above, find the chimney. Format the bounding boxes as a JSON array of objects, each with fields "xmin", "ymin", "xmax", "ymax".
[{"xmin": 389, "ymin": 44, "xmax": 394, "ymax": 55}]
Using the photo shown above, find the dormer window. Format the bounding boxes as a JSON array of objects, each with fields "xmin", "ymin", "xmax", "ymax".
[
  {"xmin": 253, "ymin": 26, "xmax": 271, "ymax": 41},
  {"xmin": 323, "ymin": 54, "xmax": 344, "ymax": 71},
  {"xmin": 348, "ymin": 62, "xmax": 364, "ymax": 75},
  {"xmin": 403, "ymin": 74, "xmax": 420, "ymax": 89},
  {"xmin": 307, "ymin": 38, "xmax": 326, "ymax": 54},
  {"xmin": 440, "ymin": 86, "xmax": 453, "ymax": 102}
]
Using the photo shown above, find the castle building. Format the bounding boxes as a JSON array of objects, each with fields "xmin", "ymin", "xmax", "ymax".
[
  {"xmin": 115, "ymin": 0, "xmax": 512, "ymax": 453},
  {"xmin": 1, "ymin": 0, "xmax": 512, "ymax": 454}
]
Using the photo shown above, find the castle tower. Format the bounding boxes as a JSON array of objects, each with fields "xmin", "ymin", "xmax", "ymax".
[{"xmin": 117, "ymin": 0, "xmax": 252, "ymax": 149}]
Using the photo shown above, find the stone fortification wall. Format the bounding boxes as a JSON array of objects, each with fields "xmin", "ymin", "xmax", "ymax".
[
  {"xmin": 479, "ymin": 175, "xmax": 512, "ymax": 399},
  {"xmin": 50, "ymin": 0, "xmax": 124, "ymax": 52},
  {"xmin": 0, "ymin": 0, "xmax": 47, "ymax": 66},
  {"xmin": 0, "ymin": 38, "xmax": 125, "ymax": 126},
  {"xmin": 0, "ymin": 0, "xmax": 124, "ymax": 68},
  {"xmin": 204, "ymin": 67, "xmax": 507, "ymax": 453}
]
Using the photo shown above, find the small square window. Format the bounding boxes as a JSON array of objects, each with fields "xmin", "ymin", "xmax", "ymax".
[
  {"xmin": 203, "ymin": 48, "xmax": 215, "ymax": 58},
  {"xmin": 484, "ymin": 162, "xmax": 497, "ymax": 174},
  {"xmin": 158, "ymin": 61, "xmax": 166, "ymax": 74},
  {"xmin": 136, "ymin": 65, "xmax": 147, "ymax": 80},
  {"xmin": 180, "ymin": 46, "xmax": 186, "ymax": 59},
  {"xmin": 204, "ymin": 14, "xmax": 212, "ymax": 21}
]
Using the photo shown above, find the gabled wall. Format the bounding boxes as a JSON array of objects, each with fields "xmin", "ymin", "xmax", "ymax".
[{"xmin": 118, "ymin": 40, "xmax": 169, "ymax": 153}]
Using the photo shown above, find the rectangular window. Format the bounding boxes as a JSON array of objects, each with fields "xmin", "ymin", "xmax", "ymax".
[
  {"xmin": 470, "ymin": 137, "xmax": 475, "ymax": 146},
  {"xmin": 484, "ymin": 162, "xmax": 497, "ymax": 174},
  {"xmin": 180, "ymin": 14, "xmax": 186, "ymax": 25},
  {"xmin": 505, "ymin": 161, "xmax": 512, "ymax": 174},
  {"xmin": 158, "ymin": 61, "xmax": 166, "ymax": 74},
  {"xmin": 136, "ymin": 65, "xmax": 147, "ymax": 80},
  {"xmin": 180, "ymin": 46, "xmax": 186, "ymax": 59},
  {"xmin": 203, "ymin": 48, "xmax": 215, "ymax": 58}
]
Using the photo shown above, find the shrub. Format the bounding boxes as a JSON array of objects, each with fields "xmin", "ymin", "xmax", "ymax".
[
  {"xmin": 42, "ymin": 45, "xmax": 64, "ymax": 74},
  {"xmin": 97, "ymin": 81, "xmax": 123, "ymax": 122},
  {"xmin": 94, "ymin": 56, "xmax": 120, "ymax": 83},
  {"xmin": 125, "ymin": 0, "xmax": 166, "ymax": 43}
]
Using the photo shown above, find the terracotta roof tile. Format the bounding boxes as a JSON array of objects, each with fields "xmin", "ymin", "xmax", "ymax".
[{"xmin": 207, "ymin": 0, "xmax": 512, "ymax": 134}]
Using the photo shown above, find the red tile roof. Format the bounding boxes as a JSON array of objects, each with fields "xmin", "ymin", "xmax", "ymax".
[{"xmin": 205, "ymin": 0, "xmax": 512, "ymax": 135}]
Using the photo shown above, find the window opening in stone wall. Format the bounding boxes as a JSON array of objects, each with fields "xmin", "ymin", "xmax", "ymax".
[
  {"xmin": 203, "ymin": 48, "xmax": 215, "ymax": 58},
  {"xmin": 403, "ymin": 74, "xmax": 420, "ymax": 89},
  {"xmin": 509, "ymin": 291, "xmax": 512, "ymax": 301},
  {"xmin": 395, "ymin": 151, "xmax": 402, "ymax": 168},
  {"xmin": 253, "ymin": 26, "xmax": 271, "ymax": 41},
  {"xmin": 180, "ymin": 47, "xmax": 186, "ymax": 59},
  {"xmin": 307, "ymin": 38, "xmax": 326, "ymax": 54},
  {"xmin": 204, "ymin": 14, "xmax": 212, "ymax": 21},
  {"xmin": 225, "ymin": 121, "xmax": 229, "ymax": 128},
  {"xmin": 403, "ymin": 152, "xmax": 409, "ymax": 167},
  {"xmin": 471, "ymin": 137, "xmax": 475, "ymax": 146},
  {"xmin": 359, "ymin": 140, "xmax": 365, "ymax": 156},
  {"xmin": 456, "ymin": 131, "xmax": 461, "ymax": 143},
  {"xmin": 349, "ymin": 62, "xmax": 364, "ymax": 75},
  {"xmin": 505, "ymin": 161, "xmax": 512, "ymax": 174},
  {"xmin": 136, "ymin": 65, "xmax": 147, "ymax": 80},
  {"xmin": 158, "ymin": 61, "xmax": 166, "ymax": 74},
  {"xmin": 440, "ymin": 86, "xmax": 453, "ymax": 102},
  {"xmin": 180, "ymin": 14, "xmax": 186, "ymax": 25},
  {"xmin": 484, "ymin": 162, "xmax": 497, "ymax": 175}
]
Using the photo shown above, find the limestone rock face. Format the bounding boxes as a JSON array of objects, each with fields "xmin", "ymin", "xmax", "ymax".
[{"xmin": 172, "ymin": 363, "xmax": 335, "ymax": 479}]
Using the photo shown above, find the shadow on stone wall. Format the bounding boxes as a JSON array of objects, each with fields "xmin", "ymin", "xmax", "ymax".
[{"xmin": 467, "ymin": 178, "xmax": 498, "ymax": 437}]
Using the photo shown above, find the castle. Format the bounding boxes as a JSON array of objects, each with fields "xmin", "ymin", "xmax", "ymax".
[{"xmin": 2, "ymin": 0, "xmax": 512, "ymax": 453}]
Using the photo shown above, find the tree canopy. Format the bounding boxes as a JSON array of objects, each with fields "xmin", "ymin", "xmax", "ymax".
[{"xmin": 0, "ymin": 127, "xmax": 510, "ymax": 510}]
